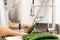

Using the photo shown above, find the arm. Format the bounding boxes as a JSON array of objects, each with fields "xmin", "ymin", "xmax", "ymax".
[
  {"xmin": 0, "ymin": 24, "xmax": 27, "ymax": 36},
  {"xmin": 9, "ymin": 20, "xmax": 19, "ymax": 28},
  {"xmin": 21, "ymin": 24, "xmax": 32, "ymax": 31}
]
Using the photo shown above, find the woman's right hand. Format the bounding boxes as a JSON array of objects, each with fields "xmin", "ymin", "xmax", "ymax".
[{"xmin": 21, "ymin": 24, "xmax": 32, "ymax": 31}]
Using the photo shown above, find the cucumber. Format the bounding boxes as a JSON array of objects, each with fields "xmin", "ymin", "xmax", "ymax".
[
  {"xmin": 29, "ymin": 32, "xmax": 58, "ymax": 40},
  {"xmin": 35, "ymin": 39, "xmax": 59, "ymax": 40},
  {"xmin": 22, "ymin": 32, "xmax": 59, "ymax": 40},
  {"xmin": 27, "ymin": 24, "xmax": 36, "ymax": 34}
]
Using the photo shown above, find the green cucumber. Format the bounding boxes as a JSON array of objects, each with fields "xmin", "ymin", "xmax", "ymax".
[
  {"xmin": 27, "ymin": 24, "xmax": 36, "ymax": 34},
  {"xmin": 22, "ymin": 32, "xmax": 59, "ymax": 40},
  {"xmin": 29, "ymin": 32, "xmax": 58, "ymax": 40}
]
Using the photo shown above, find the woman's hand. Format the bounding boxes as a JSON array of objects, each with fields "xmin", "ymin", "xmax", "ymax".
[
  {"xmin": 0, "ymin": 24, "xmax": 27, "ymax": 36},
  {"xmin": 21, "ymin": 24, "xmax": 32, "ymax": 31},
  {"xmin": 9, "ymin": 31, "xmax": 28, "ymax": 36}
]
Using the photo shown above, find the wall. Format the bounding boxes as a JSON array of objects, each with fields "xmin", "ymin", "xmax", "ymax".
[
  {"xmin": 0, "ymin": 0, "xmax": 8, "ymax": 27},
  {"xmin": 7, "ymin": 0, "xmax": 60, "ymax": 24},
  {"xmin": 55, "ymin": 0, "xmax": 60, "ymax": 24},
  {"xmin": 20, "ymin": 0, "xmax": 53, "ymax": 24}
]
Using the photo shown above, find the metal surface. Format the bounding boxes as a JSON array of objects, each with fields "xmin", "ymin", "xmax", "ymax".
[
  {"xmin": 48, "ymin": 0, "xmax": 56, "ymax": 34},
  {"xmin": 30, "ymin": 0, "xmax": 35, "ymax": 17}
]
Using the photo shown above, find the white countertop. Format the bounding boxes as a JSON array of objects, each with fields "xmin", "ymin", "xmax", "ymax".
[{"xmin": 6, "ymin": 36, "xmax": 22, "ymax": 40}]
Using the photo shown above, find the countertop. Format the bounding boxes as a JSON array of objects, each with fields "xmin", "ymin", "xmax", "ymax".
[{"xmin": 6, "ymin": 36, "xmax": 22, "ymax": 40}]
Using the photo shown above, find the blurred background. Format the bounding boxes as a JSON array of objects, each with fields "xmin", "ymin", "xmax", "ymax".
[{"xmin": 1, "ymin": 0, "xmax": 60, "ymax": 35}]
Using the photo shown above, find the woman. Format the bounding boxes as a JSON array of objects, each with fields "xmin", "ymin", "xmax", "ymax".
[
  {"xmin": 0, "ymin": 0, "xmax": 28, "ymax": 36},
  {"xmin": 0, "ymin": 0, "xmax": 32, "ymax": 36}
]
